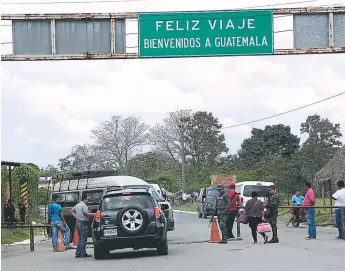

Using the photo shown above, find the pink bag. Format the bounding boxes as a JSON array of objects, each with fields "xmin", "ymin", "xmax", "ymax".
[
  {"xmin": 239, "ymin": 212, "xmax": 248, "ymax": 224},
  {"xmin": 257, "ymin": 223, "xmax": 272, "ymax": 233}
]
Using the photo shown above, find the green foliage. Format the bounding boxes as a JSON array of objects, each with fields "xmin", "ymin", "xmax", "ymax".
[
  {"xmin": 301, "ymin": 114, "xmax": 342, "ymax": 147},
  {"xmin": 1, "ymin": 228, "xmax": 42, "ymax": 244},
  {"xmin": 127, "ymin": 152, "xmax": 175, "ymax": 179},
  {"xmin": 37, "ymin": 188, "xmax": 50, "ymax": 206},
  {"xmin": 1, "ymin": 164, "xmax": 41, "ymax": 220},
  {"xmin": 1, "ymin": 228, "xmax": 30, "ymax": 244},
  {"xmin": 151, "ymin": 172, "xmax": 181, "ymax": 192},
  {"xmin": 185, "ymin": 111, "xmax": 228, "ymax": 168},
  {"xmin": 238, "ymin": 124, "xmax": 300, "ymax": 169}
]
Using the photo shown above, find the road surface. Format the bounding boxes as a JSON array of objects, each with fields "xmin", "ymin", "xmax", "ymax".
[{"xmin": 2, "ymin": 212, "xmax": 344, "ymax": 271}]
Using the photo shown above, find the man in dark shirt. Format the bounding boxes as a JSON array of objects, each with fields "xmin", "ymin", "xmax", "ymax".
[
  {"xmin": 216, "ymin": 185, "xmax": 231, "ymax": 244},
  {"xmin": 265, "ymin": 185, "xmax": 279, "ymax": 243},
  {"xmin": 4, "ymin": 199, "xmax": 16, "ymax": 223},
  {"xmin": 19, "ymin": 197, "xmax": 26, "ymax": 223}
]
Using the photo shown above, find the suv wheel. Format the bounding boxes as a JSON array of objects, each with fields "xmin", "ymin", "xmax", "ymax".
[
  {"xmin": 156, "ymin": 237, "xmax": 168, "ymax": 255},
  {"xmin": 118, "ymin": 206, "xmax": 148, "ymax": 235},
  {"xmin": 94, "ymin": 244, "xmax": 109, "ymax": 260}
]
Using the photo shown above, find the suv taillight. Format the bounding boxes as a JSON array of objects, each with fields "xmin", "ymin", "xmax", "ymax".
[
  {"xmin": 95, "ymin": 210, "xmax": 101, "ymax": 223},
  {"xmin": 154, "ymin": 207, "xmax": 162, "ymax": 219},
  {"xmin": 240, "ymin": 197, "xmax": 243, "ymax": 203}
]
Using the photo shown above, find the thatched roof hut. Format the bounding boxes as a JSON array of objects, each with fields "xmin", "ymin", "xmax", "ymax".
[{"xmin": 315, "ymin": 146, "xmax": 345, "ymax": 191}]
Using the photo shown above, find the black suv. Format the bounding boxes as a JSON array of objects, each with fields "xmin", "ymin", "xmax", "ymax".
[{"xmin": 91, "ymin": 187, "xmax": 168, "ymax": 259}]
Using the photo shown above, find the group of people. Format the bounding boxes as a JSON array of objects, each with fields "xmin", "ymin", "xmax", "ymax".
[
  {"xmin": 3, "ymin": 198, "xmax": 27, "ymax": 223},
  {"xmin": 216, "ymin": 180, "xmax": 345, "ymax": 244},
  {"xmin": 287, "ymin": 180, "xmax": 345, "ymax": 240},
  {"xmin": 215, "ymin": 183, "xmax": 279, "ymax": 244},
  {"xmin": 48, "ymin": 193, "xmax": 96, "ymax": 258}
]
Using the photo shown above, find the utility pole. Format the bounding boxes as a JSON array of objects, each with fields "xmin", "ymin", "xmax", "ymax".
[
  {"xmin": 181, "ymin": 129, "xmax": 186, "ymax": 193},
  {"xmin": 179, "ymin": 117, "xmax": 187, "ymax": 193}
]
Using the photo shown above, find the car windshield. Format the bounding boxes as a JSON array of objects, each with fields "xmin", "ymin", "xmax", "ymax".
[
  {"xmin": 102, "ymin": 194, "xmax": 154, "ymax": 211},
  {"xmin": 243, "ymin": 185, "xmax": 269, "ymax": 197},
  {"xmin": 207, "ymin": 189, "xmax": 219, "ymax": 198}
]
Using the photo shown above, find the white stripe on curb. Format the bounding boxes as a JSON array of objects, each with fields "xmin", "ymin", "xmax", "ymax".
[{"xmin": 173, "ymin": 209, "xmax": 198, "ymax": 215}]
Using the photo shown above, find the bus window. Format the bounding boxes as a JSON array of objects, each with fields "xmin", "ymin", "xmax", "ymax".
[
  {"xmin": 54, "ymin": 192, "xmax": 79, "ymax": 207},
  {"xmin": 85, "ymin": 190, "xmax": 104, "ymax": 205}
]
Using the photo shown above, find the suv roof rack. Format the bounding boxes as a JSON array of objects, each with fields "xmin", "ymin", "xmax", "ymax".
[
  {"xmin": 106, "ymin": 186, "xmax": 122, "ymax": 192},
  {"xmin": 145, "ymin": 180, "xmax": 158, "ymax": 184},
  {"xmin": 55, "ymin": 170, "xmax": 119, "ymax": 192}
]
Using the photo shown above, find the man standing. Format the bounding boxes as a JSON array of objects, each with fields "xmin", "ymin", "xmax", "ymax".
[
  {"xmin": 226, "ymin": 183, "xmax": 241, "ymax": 240},
  {"xmin": 302, "ymin": 182, "xmax": 316, "ymax": 240},
  {"xmin": 4, "ymin": 199, "xmax": 16, "ymax": 223},
  {"xmin": 265, "ymin": 186, "xmax": 279, "ymax": 243},
  {"xmin": 332, "ymin": 180, "xmax": 345, "ymax": 239},
  {"xmin": 216, "ymin": 184, "xmax": 230, "ymax": 244},
  {"xmin": 48, "ymin": 194, "xmax": 71, "ymax": 251},
  {"xmin": 71, "ymin": 193, "xmax": 96, "ymax": 258},
  {"xmin": 286, "ymin": 191, "xmax": 304, "ymax": 226},
  {"xmin": 18, "ymin": 197, "xmax": 26, "ymax": 223}
]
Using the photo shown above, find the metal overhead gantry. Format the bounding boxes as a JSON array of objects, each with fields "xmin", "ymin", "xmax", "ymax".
[{"xmin": 1, "ymin": 6, "xmax": 345, "ymax": 61}]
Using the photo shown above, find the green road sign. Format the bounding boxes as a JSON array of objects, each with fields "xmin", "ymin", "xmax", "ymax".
[{"xmin": 138, "ymin": 10, "xmax": 274, "ymax": 58}]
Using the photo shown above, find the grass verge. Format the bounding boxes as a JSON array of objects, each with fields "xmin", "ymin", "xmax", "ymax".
[
  {"xmin": 1, "ymin": 228, "xmax": 31, "ymax": 244},
  {"xmin": 178, "ymin": 202, "xmax": 197, "ymax": 212},
  {"xmin": 1, "ymin": 228, "xmax": 43, "ymax": 245},
  {"xmin": 177, "ymin": 199, "xmax": 335, "ymax": 226}
]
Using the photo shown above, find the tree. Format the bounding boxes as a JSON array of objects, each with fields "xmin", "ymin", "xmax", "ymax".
[
  {"xmin": 301, "ymin": 114, "xmax": 342, "ymax": 148},
  {"xmin": 58, "ymin": 144, "xmax": 106, "ymax": 172},
  {"xmin": 92, "ymin": 116, "xmax": 149, "ymax": 173},
  {"xmin": 127, "ymin": 151, "xmax": 176, "ymax": 179},
  {"xmin": 238, "ymin": 124, "xmax": 300, "ymax": 168},
  {"xmin": 149, "ymin": 110, "xmax": 191, "ymax": 190},
  {"xmin": 300, "ymin": 115, "xmax": 343, "ymax": 182},
  {"xmin": 185, "ymin": 111, "xmax": 228, "ymax": 169},
  {"xmin": 149, "ymin": 110, "xmax": 191, "ymax": 162}
]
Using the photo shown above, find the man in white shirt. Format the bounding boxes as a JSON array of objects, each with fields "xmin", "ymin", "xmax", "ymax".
[{"xmin": 332, "ymin": 180, "xmax": 345, "ymax": 239}]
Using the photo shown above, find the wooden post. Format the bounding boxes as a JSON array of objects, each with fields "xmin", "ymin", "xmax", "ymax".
[
  {"xmin": 329, "ymin": 179, "xmax": 334, "ymax": 224},
  {"xmin": 321, "ymin": 183, "xmax": 326, "ymax": 212}
]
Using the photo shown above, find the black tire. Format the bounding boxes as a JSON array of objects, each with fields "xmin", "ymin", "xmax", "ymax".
[
  {"xmin": 292, "ymin": 219, "xmax": 300, "ymax": 227},
  {"xmin": 117, "ymin": 206, "xmax": 148, "ymax": 235},
  {"xmin": 94, "ymin": 244, "xmax": 108, "ymax": 260},
  {"xmin": 198, "ymin": 208, "xmax": 202, "ymax": 218},
  {"xmin": 157, "ymin": 237, "xmax": 168, "ymax": 256}
]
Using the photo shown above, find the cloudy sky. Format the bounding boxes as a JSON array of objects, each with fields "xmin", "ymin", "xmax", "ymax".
[{"xmin": 1, "ymin": 0, "xmax": 345, "ymax": 167}]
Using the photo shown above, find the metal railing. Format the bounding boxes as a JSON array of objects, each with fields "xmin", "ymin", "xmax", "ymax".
[
  {"xmin": 235, "ymin": 205, "xmax": 345, "ymax": 240},
  {"xmin": 1, "ymin": 222, "xmax": 51, "ymax": 251}
]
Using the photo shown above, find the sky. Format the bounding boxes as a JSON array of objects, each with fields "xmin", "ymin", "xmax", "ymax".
[{"xmin": 1, "ymin": 0, "xmax": 345, "ymax": 168}]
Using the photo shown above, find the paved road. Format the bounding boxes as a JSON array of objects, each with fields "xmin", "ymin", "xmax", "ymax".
[{"xmin": 2, "ymin": 212, "xmax": 344, "ymax": 271}]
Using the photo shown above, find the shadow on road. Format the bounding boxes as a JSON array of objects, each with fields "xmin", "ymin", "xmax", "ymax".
[{"xmin": 99, "ymin": 248, "xmax": 175, "ymax": 260}]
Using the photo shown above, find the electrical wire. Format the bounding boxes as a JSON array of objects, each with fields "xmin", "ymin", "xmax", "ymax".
[
  {"xmin": 1, "ymin": 0, "xmax": 146, "ymax": 5},
  {"xmin": 221, "ymin": 92, "xmax": 345, "ymax": 129},
  {"xmin": 1, "ymin": 1, "xmax": 344, "ymax": 24}
]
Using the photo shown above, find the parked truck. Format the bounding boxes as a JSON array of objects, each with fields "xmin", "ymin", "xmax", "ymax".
[
  {"xmin": 196, "ymin": 174, "xmax": 237, "ymax": 218},
  {"xmin": 210, "ymin": 174, "xmax": 237, "ymax": 188}
]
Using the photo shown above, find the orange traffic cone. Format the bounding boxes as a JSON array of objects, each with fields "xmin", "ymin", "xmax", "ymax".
[
  {"xmin": 72, "ymin": 226, "xmax": 79, "ymax": 247},
  {"xmin": 209, "ymin": 218, "xmax": 221, "ymax": 243},
  {"xmin": 55, "ymin": 229, "xmax": 66, "ymax": 252}
]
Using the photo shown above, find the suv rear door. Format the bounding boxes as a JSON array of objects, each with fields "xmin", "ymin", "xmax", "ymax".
[{"xmin": 96, "ymin": 192, "xmax": 157, "ymax": 238}]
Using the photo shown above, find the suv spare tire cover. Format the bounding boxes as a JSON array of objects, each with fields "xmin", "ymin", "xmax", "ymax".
[{"xmin": 117, "ymin": 206, "xmax": 148, "ymax": 235}]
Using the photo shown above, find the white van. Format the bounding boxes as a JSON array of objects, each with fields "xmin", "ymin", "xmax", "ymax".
[{"xmin": 235, "ymin": 181, "xmax": 274, "ymax": 207}]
